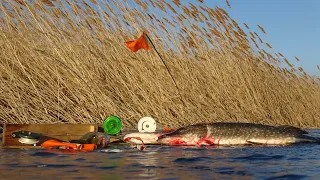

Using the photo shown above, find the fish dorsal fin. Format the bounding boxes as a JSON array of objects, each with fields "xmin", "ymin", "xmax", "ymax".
[{"xmin": 278, "ymin": 125, "xmax": 308, "ymax": 135}]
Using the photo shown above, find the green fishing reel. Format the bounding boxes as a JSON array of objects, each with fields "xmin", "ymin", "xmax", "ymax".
[{"xmin": 103, "ymin": 116, "xmax": 122, "ymax": 135}]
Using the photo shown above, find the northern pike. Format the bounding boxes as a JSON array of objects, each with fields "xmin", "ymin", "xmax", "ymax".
[{"xmin": 157, "ymin": 122, "xmax": 320, "ymax": 146}]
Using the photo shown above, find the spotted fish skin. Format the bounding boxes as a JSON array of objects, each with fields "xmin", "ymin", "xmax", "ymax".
[{"xmin": 157, "ymin": 122, "xmax": 320, "ymax": 146}]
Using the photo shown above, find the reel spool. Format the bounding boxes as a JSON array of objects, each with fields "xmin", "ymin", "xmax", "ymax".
[
  {"xmin": 18, "ymin": 138, "xmax": 39, "ymax": 145},
  {"xmin": 103, "ymin": 116, "xmax": 122, "ymax": 135},
  {"xmin": 138, "ymin": 116, "xmax": 157, "ymax": 133},
  {"xmin": 12, "ymin": 131, "xmax": 41, "ymax": 145}
]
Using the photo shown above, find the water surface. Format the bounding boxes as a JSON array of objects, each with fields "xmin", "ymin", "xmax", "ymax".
[{"xmin": 1, "ymin": 130, "xmax": 320, "ymax": 179}]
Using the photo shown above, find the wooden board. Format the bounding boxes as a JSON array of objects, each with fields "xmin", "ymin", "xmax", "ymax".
[{"xmin": 2, "ymin": 124, "xmax": 98, "ymax": 147}]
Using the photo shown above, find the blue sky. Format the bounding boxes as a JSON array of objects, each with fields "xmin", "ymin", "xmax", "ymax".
[
  {"xmin": 206, "ymin": 0, "xmax": 319, "ymax": 76},
  {"xmin": 92, "ymin": 0, "xmax": 319, "ymax": 76}
]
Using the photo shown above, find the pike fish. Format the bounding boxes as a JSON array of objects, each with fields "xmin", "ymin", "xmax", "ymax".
[{"xmin": 157, "ymin": 122, "xmax": 320, "ymax": 146}]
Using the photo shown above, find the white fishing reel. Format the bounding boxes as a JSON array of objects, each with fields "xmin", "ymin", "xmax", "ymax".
[{"xmin": 138, "ymin": 116, "xmax": 157, "ymax": 133}]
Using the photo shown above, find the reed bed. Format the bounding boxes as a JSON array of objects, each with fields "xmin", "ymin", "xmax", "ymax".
[{"xmin": 0, "ymin": 0, "xmax": 319, "ymax": 128}]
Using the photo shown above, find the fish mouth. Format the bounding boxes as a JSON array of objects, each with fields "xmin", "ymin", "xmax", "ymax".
[
  {"xmin": 123, "ymin": 132, "xmax": 171, "ymax": 145},
  {"xmin": 124, "ymin": 137, "xmax": 145, "ymax": 144},
  {"xmin": 123, "ymin": 134, "xmax": 156, "ymax": 144}
]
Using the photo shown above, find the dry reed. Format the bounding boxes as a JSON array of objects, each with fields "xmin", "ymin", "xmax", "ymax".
[{"xmin": 0, "ymin": 0, "xmax": 319, "ymax": 129}]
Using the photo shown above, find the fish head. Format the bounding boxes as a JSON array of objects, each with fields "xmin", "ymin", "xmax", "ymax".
[{"xmin": 123, "ymin": 132, "xmax": 160, "ymax": 145}]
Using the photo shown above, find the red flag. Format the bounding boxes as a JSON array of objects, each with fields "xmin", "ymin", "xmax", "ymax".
[{"xmin": 125, "ymin": 32, "xmax": 152, "ymax": 52}]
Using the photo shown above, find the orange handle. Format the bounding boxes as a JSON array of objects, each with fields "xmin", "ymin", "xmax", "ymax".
[
  {"xmin": 41, "ymin": 140, "xmax": 76, "ymax": 149},
  {"xmin": 78, "ymin": 144, "xmax": 96, "ymax": 151},
  {"xmin": 41, "ymin": 140, "xmax": 96, "ymax": 151}
]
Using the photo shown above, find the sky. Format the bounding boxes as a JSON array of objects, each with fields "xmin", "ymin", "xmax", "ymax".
[{"xmin": 206, "ymin": 0, "xmax": 320, "ymax": 76}]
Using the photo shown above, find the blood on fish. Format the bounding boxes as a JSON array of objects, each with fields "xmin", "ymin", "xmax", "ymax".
[
  {"xmin": 169, "ymin": 139, "xmax": 187, "ymax": 145},
  {"xmin": 203, "ymin": 137, "xmax": 216, "ymax": 145},
  {"xmin": 197, "ymin": 137, "xmax": 216, "ymax": 146}
]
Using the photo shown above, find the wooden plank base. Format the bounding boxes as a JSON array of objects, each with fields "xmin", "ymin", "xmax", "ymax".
[{"xmin": 2, "ymin": 124, "xmax": 98, "ymax": 148}]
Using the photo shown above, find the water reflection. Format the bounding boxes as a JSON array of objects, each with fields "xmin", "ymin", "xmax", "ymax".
[{"xmin": 1, "ymin": 130, "xmax": 320, "ymax": 179}]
